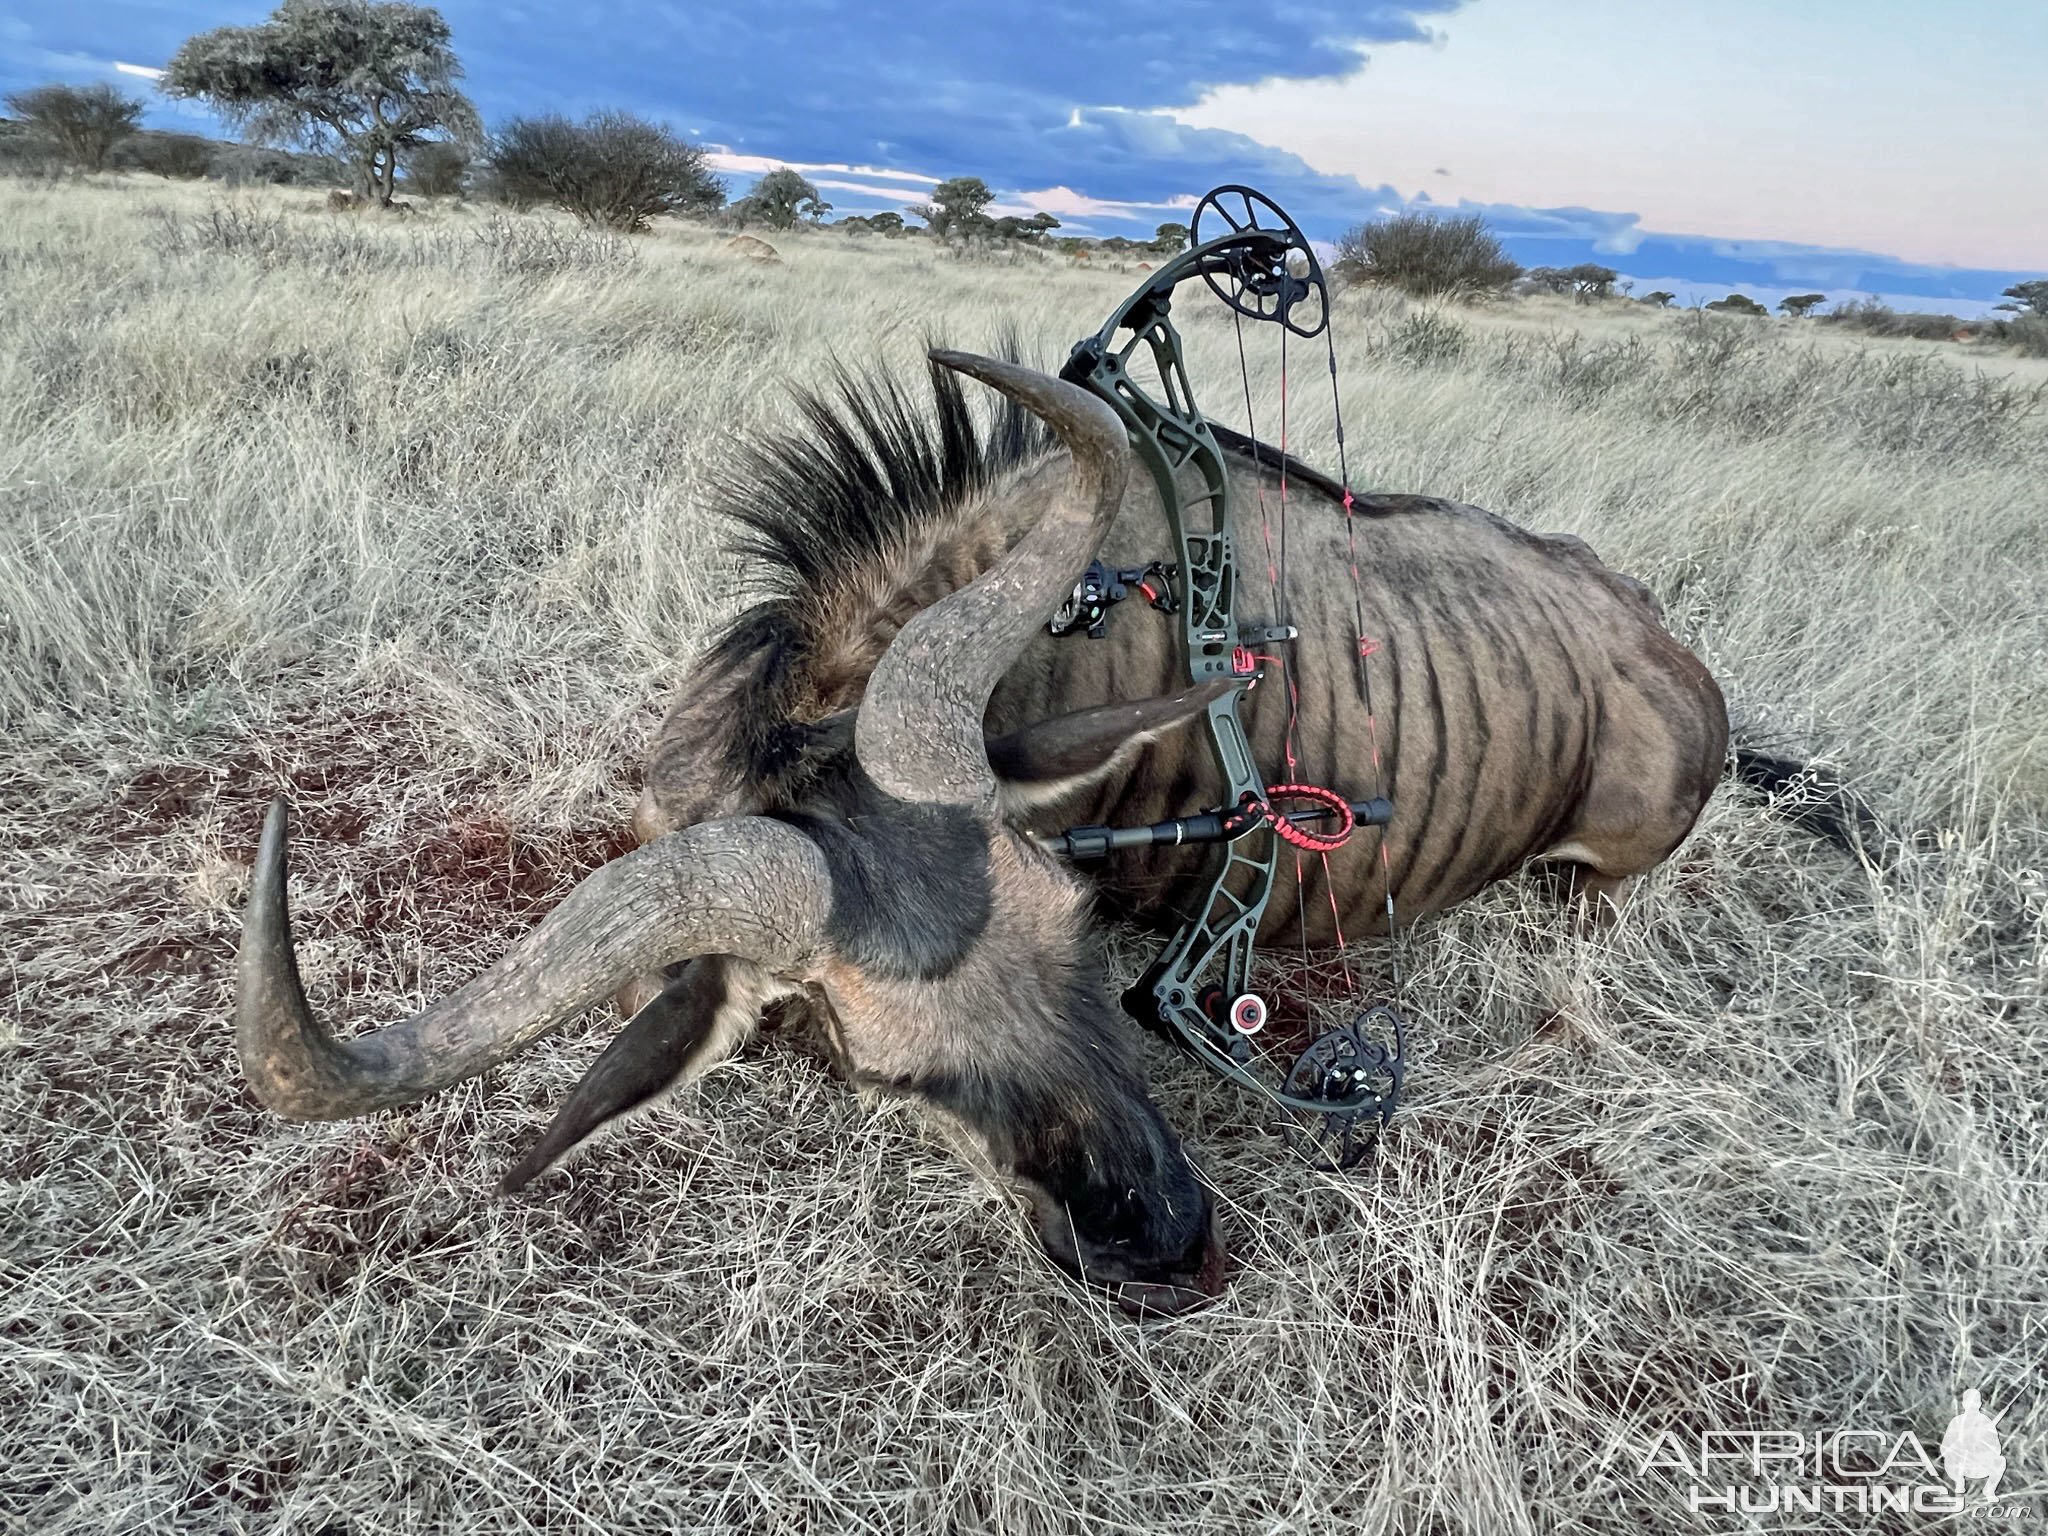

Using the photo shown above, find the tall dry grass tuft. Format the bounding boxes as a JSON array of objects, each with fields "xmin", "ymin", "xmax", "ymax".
[{"xmin": 3, "ymin": 179, "xmax": 2044, "ymax": 1534}]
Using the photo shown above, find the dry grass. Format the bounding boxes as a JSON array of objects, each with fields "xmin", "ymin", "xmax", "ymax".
[{"xmin": 3, "ymin": 177, "xmax": 2045, "ymax": 1534}]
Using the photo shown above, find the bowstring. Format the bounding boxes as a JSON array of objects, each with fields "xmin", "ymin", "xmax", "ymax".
[
  {"xmin": 1278, "ymin": 319, "xmax": 1327, "ymax": 985},
  {"xmin": 1323, "ymin": 314, "xmax": 1404, "ymax": 998},
  {"xmin": 1233, "ymin": 310, "xmax": 1313, "ymax": 969}
]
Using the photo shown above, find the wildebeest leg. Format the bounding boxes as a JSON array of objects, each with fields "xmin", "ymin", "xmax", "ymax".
[
  {"xmin": 1567, "ymin": 866, "xmax": 1636, "ymax": 927},
  {"xmin": 1540, "ymin": 651, "xmax": 1726, "ymax": 929},
  {"xmin": 499, "ymin": 957, "xmax": 774, "ymax": 1193}
]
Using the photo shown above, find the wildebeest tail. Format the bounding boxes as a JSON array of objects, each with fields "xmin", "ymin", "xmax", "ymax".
[{"xmin": 1729, "ymin": 741, "xmax": 1885, "ymax": 857}]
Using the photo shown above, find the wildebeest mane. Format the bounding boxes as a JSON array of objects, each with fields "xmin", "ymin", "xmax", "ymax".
[
  {"xmin": 716, "ymin": 356, "xmax": 1051, "ymax": 598},
  {"xmin": 690, "ymin": 355, "xmax": 1369, "ymax": 800},
  {"xmin": 690, "ymin": 356, "xmax": 1052, "ymax": 798}
]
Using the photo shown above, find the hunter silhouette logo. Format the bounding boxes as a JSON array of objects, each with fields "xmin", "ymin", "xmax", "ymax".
[{"xmin": 1941, "ymin": 1389, "xmax": 2005, "ymax": 1499}]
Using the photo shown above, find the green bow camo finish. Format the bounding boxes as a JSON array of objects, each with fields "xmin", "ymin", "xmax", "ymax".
[{"xmin": 1055, "ymin": 186, "xmax": 1394, "ymax": 1125}]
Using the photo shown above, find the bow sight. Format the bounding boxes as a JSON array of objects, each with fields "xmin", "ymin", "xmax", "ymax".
[{"xmin": 1049, "ymin": 185, "xmax": 1408, "ymax": 1170}]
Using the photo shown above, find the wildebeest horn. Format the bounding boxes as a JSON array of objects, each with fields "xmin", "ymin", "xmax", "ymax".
[
  {"xmin": 856, "ymin": 350, "xmax": 1131, "ymax": 806},
  {"xmin": 235, "ymin": 799, "xmax": 831, "ymax": 1120}
]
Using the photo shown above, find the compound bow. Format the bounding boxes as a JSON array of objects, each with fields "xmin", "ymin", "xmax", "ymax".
[{"xmin": 1046, "ymin": 185, "xmax": 1410, "ymax": 1170}]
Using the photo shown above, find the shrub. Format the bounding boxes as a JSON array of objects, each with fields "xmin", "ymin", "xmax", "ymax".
[
  {"xmin": 1387, "ymin": 309, "xmax": 1470, "ymax": 365},
  {"xmin": 1704, "ymin": 293, "xmax": 1770, "ymax": 317},
  {"xmin": 403, "ymin": 139, "xmax": 468, "ymax": 197},
  {"xmin": 3, "ymin": 82, "xmax": 142, "ymax": 173},
  {"xmin": 1998, "ymin": 312, "xmax": 2048, "ymax": 358},
  {"xmin": 121, "ymin": 132, "xmax": 216, "ymax": 180},
  {"xmin": 1336, "ymin": 212, "xmax": 1520, "ymax": 301},
  {"xmin": 490, "ymin": 111, "xmax": 723, "ymax": 232},
  {"xmin": 1816, "ymin": 298, "xmax": 1969, "ymax": 342},
  {"xmin": 213, "ymin": 142, "xmax": 341, "ymax": 186},
  {"xmin": 0, "ymin": 118, "xmax": 58, "ymax": 177}
]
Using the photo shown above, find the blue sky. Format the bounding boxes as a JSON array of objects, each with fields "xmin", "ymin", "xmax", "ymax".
[{"xmin": 5, "ymin": 1, "xmax": 2042, "ymax": 313}]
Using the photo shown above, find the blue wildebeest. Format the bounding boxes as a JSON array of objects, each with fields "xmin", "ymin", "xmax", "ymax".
[{"xmin": 236, "ymin": 352, "xmax": 1728, "ymax": 1315}]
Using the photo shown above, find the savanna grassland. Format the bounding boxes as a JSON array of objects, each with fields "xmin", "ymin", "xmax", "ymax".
[{"xmin": 3, "ymin": 176, "xmax": 2045, "ymax": 1535}]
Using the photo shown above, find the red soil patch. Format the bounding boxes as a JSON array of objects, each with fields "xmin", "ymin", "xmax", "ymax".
[{"xmin": 99, "ymin": 702, "xmax": 642, "ymax": 969}]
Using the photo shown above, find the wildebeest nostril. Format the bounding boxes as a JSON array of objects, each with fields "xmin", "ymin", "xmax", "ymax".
[{"xmin": 1104, "ymin": 1211, "xmax": 1228, "ymax": 1320}]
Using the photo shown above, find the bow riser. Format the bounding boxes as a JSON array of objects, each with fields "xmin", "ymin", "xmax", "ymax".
[{"xmin": 1053, "ymin": 192, "xmax": 1405, "ymax": 1145}]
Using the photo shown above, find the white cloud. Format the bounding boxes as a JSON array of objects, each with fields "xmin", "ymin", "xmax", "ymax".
[
  {"xmin": 705, "ymin": 151, "xmax": 940, "ymax": 186},
  {"xmin": 811, "ymin": 177, "xmax": 932, "ymax": 204},
  {"xmin": 1591, "ymin": 225, "xmax": 1644, "ymax": 257},
  {"xmin": 1003, "ymin": 184, "xmax": 1193, "ymax": 221},
  {"xmin": 114, "ymin": 62, "xmax": 164, "ymax": 81}
]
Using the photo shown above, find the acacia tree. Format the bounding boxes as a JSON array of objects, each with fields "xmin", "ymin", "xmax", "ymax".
[
  {"xmin": 1778, "ymin": 292, "xmax": 1826, "ymax": 317},
  {"xmin": 1996, "ymin": 280, "xmax": 2048, "ymax": 316},
  {"xmin": 1153, "ymin": 221, "xmax": 1190, "ymax": 253},
  {"xmin": 1641, "ymin": 290, "xmax": 1676, "ymax": 307},
  {"xmin": 3, "ymin": 82, "xmax": 142, "ymax": 172},
  {"xmin": 162, "ymin": 0, "xmax": 480, "ymax": 206},
  {"xmin": 735, "ymin": 167, "xmax": 827, "ymax": 229},
  {"xmin": 909, "ymin": 176, "xmax": 995, "ymax": 239},
  {"xmin": 1705, "ymin": 293, "xmax": 1769, "ymax": 316},
  {"xmin": 992, "ymin": 211, "xmax": 1059, "ymax": 242},
  {"xmin": 1564, "ymin": 263, "xmax": 1619, "ymax": 302}
]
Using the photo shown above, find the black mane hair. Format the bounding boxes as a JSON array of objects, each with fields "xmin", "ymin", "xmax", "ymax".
[
  {"xmin": 691, "ymin": 354, "xmax": 1361, "ymax": 795},
  {"xmin": 714, "ymin": 354, "xmax": 1051, "ymax": 601},
  {"xmin": 691, "ymin": 353, "xmax": 1051, "ymax": 795},
  {"xmin": 708, "ymin": 355, "xmax": 1364, "ymax": 614}
]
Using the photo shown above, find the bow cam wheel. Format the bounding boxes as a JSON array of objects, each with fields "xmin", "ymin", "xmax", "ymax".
[
  {"xmin": 1189, "ymin": 184, "xmax": 1328, "ymax": 338},
  {"xmin": 1278, "ymin": 1005, "xmax": 1406, "ymax": 1170}
]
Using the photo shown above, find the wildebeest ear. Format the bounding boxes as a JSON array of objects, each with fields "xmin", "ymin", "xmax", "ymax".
[{"xmin": 987, "ymin": 679, "xmax": 1239, "ymax": 818}]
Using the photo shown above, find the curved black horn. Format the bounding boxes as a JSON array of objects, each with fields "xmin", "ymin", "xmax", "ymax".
[
  {"xmin": 236, "ymin": 799, "xmax": 830, "ymax": 1120},
  {"xmin": 855, "ymin": 351, "xmax": 1130, "ymax": 807}
]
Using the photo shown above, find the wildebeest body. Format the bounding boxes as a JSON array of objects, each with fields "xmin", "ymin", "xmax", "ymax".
[{"xmin": 980, "ymin": 450, "xmax": 1728, "ymax": 941}]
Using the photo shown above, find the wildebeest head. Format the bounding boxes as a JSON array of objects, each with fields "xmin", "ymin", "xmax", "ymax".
[{"xmin": 235, "ymin": 352, "xmax": 1229, "ymax": 1316}]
